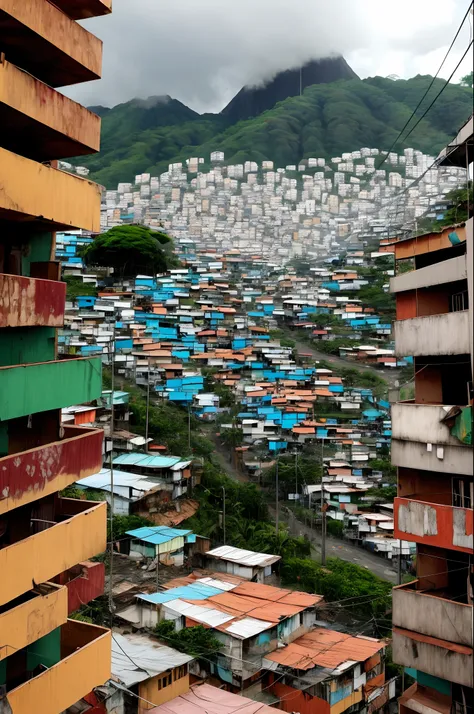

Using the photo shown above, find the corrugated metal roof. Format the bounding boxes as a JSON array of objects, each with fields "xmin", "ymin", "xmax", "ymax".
[
  {"xmin": 111, "ymin": 633, "xmax": 193, "ymax": 687},
  {"xmin": 205, "ymin": 545, "xmax": 281, "ymax": 567},
  {"xmin": 224, "ymin": 616, "xmax": 274, "ymax": 639},
  {"xmin": 127, "ymin": 525, "xmax": 192, "ymax": 545},
  {"xmin": 138, "ymin": 582, "xmax": 224, "ymax": 604},
  {"xmin": 265, "ymin": 627, "xmax": 384, "ymax": 670},
  {"xmin": 113, "ymin": 453, "xmax": 183, "ymax": 469},
  {"xmin": 77, "ymin": 469, "xmax": 162, "ymax": 495},
  {"xmin": 163, "ymin": 599, "xmax": 234, "ymax": 627}
]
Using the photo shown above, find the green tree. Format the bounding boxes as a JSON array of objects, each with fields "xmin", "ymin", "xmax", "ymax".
[
  {"xmin": 83, "ymin": 224, "xmax": 173, "ymax": 277},
  {"xmin": 155, "ymin": 620, "xmax": 222, "ymax": 658},
  {"xmin": 460, "ymin": 71, "xmax": 473, "ymax": 88}
]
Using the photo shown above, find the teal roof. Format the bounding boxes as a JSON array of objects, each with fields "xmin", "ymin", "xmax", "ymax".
[
  {"xmin": 127, "ymin": 525, "xmax": 192, "ymax": 545},
  {"xmin": 113, "ymin": 453, "xmax": 182, "ymax": 469}
]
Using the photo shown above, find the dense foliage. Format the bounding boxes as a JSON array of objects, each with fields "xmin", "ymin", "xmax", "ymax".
[
  {"xmin": 79, "ymin": 76, "xmax": 472, "ymax": 187},
  {"xmin": 282, "ymin": 557, "xmax": 392, "ymax": 617},
  {"xmin": 184, "ymin": 462, "xmax": 310, "ymax": 561},
  {"xmin": 82, "ymin": 224, "xmax": 174, "ymax": 277},
  {"xmin": 155, "ymin": 620, "xmax": 222, "ymax": 657},
  {"xmin": 64, "ymin": 275, "xmax": 98, "ymax": 302}
]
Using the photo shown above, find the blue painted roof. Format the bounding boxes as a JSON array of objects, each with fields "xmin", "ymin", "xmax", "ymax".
[
  {"xmin": 126, "ymin": 525, "xmax": 192, "ymax": 544},
  {"xmin": 138, "ymin": 582, "xmax": 223, "ymax": 604},
  {"xmin": 113, "ymin": 453, "xmax": 183, "ymax": 469}
]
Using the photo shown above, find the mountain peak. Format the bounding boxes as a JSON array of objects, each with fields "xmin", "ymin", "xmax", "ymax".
[{"xmin": 221, "ymin": 56, "xmax": 359, "ymax": 122}]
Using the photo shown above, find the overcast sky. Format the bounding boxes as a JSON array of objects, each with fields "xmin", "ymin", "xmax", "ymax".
[{"xmin": 68, "ymin": 0, "xmax": 473, "ymax": 113}]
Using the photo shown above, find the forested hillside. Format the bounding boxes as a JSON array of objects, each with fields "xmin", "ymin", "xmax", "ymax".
[{"xmin": 79, "ymin": 75, "xmax": 472, "ymax": 188}]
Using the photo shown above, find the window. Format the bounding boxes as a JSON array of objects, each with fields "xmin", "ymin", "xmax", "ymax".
[
  {"xmin": 453, "ymin": 478, "xmax": 473, "ymax": 509},
  {"xmin": 157, "ymin": 672, "xmax": 172, "ymax": 691},
  {"xmin": 451, "ymin": 291, "xmax": 468, "ymax": 312},
  {"xmin": 174, "ymin": 665, "xmax": 187, "ymax": 681}
]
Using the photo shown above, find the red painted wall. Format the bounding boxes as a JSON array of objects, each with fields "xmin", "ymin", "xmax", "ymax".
[{"xmin": 65, "ymin": 561, "xmax": 105, "ymax": 613}]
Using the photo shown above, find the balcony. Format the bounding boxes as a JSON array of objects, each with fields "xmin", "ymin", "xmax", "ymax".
[
  {"xmin": 0, "ymin": 499, "xmax": 107, "ymax": 606},
  {"xmin": 0, "ymin": 146, "xmax": 101, "ymax": 232},
  {"xmin": 394, "ymin": 497, "xmax": 473, "ymax": 553},
  {"xmin": 4, "ymin": 620, "xmax": 111, "ymax": 714},
  {"xmin": 0, "ymin": 273, "xmax": 66, "ymax": 329},
  {"xmin": 0, "ymin": 357, "xmax": 102, "ymax": 422},
  {"xmin": 390, "ymin": 254, "xmax": 467, "ymax": 293},
  {"xmin": 0, "ymin": 59, "xmax": 101, "ymax": 161},
  {"xmin": 0, "ymin": 0, "xmax": 103, "ymax": 88},
  {"xmin": 393, "ymin": 310, "xmax": 470, "ymax": 356},
  {"xmin": 393, "ymin": 581, "xmax": 473, "ymax": 647},
  {"xmin": 391, "ymin": 402, "xmax": 472, "ymax": 475},
  {"xmin": 52, "ymin": 0, "xmax": 112, "ymax": 20},
  {"xmin": 0, "ymin": 583, "xmax": 68, "ymax": 661},
  {"xmin": 392, "ymin": 626, "xmax": 473, "ymax": 688},
  {"xmin": 0, "ymin": 426, "xmax": 103, "ymax": 515}
]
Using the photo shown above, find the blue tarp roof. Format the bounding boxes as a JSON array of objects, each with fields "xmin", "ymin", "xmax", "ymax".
[{"xmin": 137, "ymin": 582, "xmax": 223, "ymax": 604}]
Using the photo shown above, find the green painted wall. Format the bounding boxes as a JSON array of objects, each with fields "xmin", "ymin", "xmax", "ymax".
[
  {"xmin": 26, "ymin": 628, "xmax": 61, "ymax": 672},
  {"xmin": 21, "ymin": 232, "xmax": 53, "ymax": 277},
  {"xmin": 405, "ymin": 668, "xmax": 451, "ymax": 696},
  {"xmin": 0, "ymin": 328, "xmax": 56, "ymax": 367},
  {"xmin": 0, "ymin": 357, "xmax": 102, "ymax": 421},
  {"xmin": 0, "ymin": 658, "xmax": 5, "ymax": 686}
]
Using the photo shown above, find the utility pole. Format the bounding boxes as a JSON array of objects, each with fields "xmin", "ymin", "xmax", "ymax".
[
  {"xmin": 275, "ymin": 456, "xmax": 279, "ymax": 533},
  {"xmin": 145, "ymin": 356, "xmax": 150, "ymax": 452},
  {"xmin": 397, "ymin": 540, "xmax": 402, "ymax": 585},
  {"xmin": 108, "ymin": 323, "xmax": 116, "ymax": 624},
  {"xmin": 222, "ymin": 486, "xmax": 226, "ymax": 545},
  {"xmin": 321, "ymin": 438, "xmax": 326, "ymax": 566},
  {"xmin": 295, "ymin": 449, "xmax": 298, "ymax": 501},
  {"xmin": 188, "ymin": 404, "xmax": 192, "ymax": 452},
  {"xmin": 156, "ymin": 546, "xmax": 160, "ymax": 590}
]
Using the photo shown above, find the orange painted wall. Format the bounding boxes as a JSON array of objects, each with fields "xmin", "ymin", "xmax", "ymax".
[
  {"xmin": 271, "ymin": 682, "xmax": 330, "ymax": 714},
  {"xmin": 394, "ymin": 497, "xmax": 473, "ymax": 554},
  {"xmin": 396, "ymin": 292, "xmax": 417, "ymax": 320}
]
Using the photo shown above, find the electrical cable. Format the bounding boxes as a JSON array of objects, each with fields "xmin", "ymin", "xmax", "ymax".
[{"xmin": 377, "ymin": 1, "xmax": 474, "ymax": 170}]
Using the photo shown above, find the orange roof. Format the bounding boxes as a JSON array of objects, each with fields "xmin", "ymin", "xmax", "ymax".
[
  {"xmin": 293, "ymin": 427, "xmax": 315, "ymax": 434},
  {"xmin": 265, "ymin": 628, "xmax": 385, "ymax": 670}
]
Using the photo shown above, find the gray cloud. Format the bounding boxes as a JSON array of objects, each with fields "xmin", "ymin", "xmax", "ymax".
[{"xmin": 68, "ymin": 0, "xmax": 470, "ymax": 113}]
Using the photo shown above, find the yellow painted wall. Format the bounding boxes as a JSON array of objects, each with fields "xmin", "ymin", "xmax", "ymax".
[
  {"xmin": 6, "ymin": 627, "xmax": 111, "ymax": 714},
  {"xmin": 0, "ymin": 60, "xmax": 100, "ymax": 152},
  {"xmin": 139, "ymin": 670, "xmax": 190, "ymax": 712},
  {"xmin": 0, "ymin": 146, "xmax": 102, "ymax": 231},
  {"xmin": 0, "ymin": 501, "xmax": 107, "ymax": 606},
  {"xmin": 0, "ymin": 584, "xmax": 68, "ymax": 660},
  {"xmin": 1, "ymin": 0, "xmax": 102, "ymax": 78},
  {"xmin": 330, "ymin": 688, "xmax": 363, "ymax": 714}
]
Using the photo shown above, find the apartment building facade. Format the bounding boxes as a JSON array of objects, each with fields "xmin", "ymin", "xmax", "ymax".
[
  {"xmin": 0, "ymin": 1, "xmax": 112, "ymax": 711},
  {"xmin": 390, "ymin": 116, "xmax": 473, "ymax": 713}
]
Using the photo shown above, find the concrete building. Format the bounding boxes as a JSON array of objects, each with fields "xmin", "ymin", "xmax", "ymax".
[
  {"xmin": 0, "ymin": 1, "xmax": 111, "ymax": 711},
  {"xmin": 390, "ymin": 116, "xmax": 473, "ymax": 713}
]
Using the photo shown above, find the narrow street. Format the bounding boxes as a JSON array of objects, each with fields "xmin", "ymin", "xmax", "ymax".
[{"xmin": 209, "ymin": 434, "xmax": 397, "ymax": 584}]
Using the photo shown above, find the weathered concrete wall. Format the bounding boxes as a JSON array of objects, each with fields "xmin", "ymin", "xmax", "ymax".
[{"xmin": 394, "ymin": 311, "xmax": 470, "ymax": 356}]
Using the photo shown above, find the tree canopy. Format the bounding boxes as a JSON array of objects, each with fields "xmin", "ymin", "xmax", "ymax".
[{"xmin": 82, "ymin": 224, "xmax": 173, "ymax": 277}]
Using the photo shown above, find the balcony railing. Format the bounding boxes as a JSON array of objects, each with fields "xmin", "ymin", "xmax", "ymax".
[
  {"xmin": 0, "ymin": 426, "xmax": 103, "ymax": 515},
  {"xmin": 0, "ymin": 583, "xmax": 68, "ymax": 661},
  {"xmin": 393, "ymin": 310, "xmax": 470, "ymax": 357},
  {"xmin": 4, "ymin": 620, "xmax": 111, "ymax": 714},
  {"xmin": 0, "ymin": 358, "xmax": 102, "ymax": 421},
  {"xmin": 393, "ymin": 581, "xmax": 473, "ymax": 647},
  {"xmin": 394, "ymin": 497, "xmax": 473, "ymax": 553},
  {"xmin": 0, "ymin": 499, "xmax": 107, "ymax": 606},
  {"xmin": 0, "ymin": 273, "xmax": 66, "ymax": 328}
]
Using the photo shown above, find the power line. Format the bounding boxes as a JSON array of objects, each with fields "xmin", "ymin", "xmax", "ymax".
[
  {"xmin": 377, "ymin": 1, "xmax": 474, "ymax": 170},
  {"xmin": 401, "ymin": 40, "xmax": 474, "ymax": 147}
]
